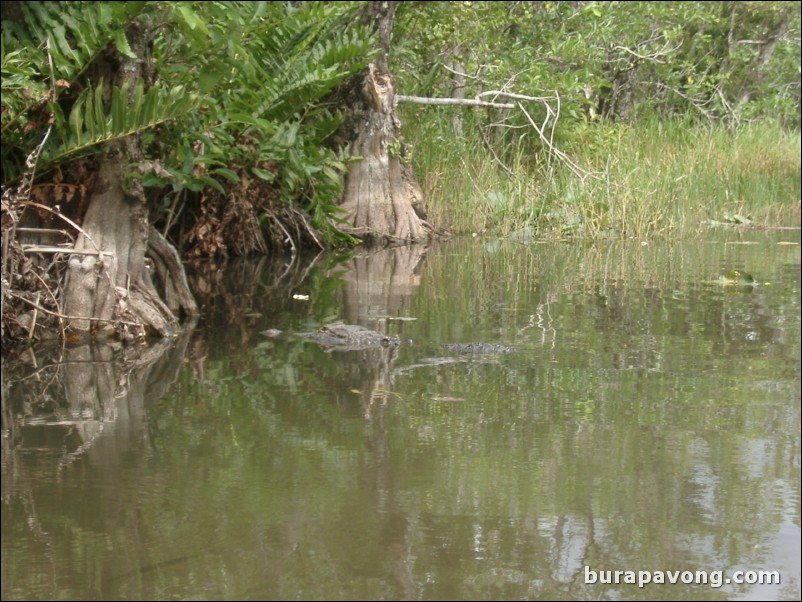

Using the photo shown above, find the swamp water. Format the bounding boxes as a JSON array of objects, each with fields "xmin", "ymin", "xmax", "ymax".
[{"xmin": 2, "ymin": 230, "xmax": 800, "ymax": 600}]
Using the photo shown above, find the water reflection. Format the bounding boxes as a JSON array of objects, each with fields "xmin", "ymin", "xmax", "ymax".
[
  {"xmin": 2, "ymin": 232, "xmax": 800, "ymax": 600},
  {"xmin": 2, "ymin": 327, "xmax": 194, "ymax": 600}
]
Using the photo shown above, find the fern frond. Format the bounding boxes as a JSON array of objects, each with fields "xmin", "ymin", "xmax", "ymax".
[
  {"xmin": 46, "ymin": 82, "xmax": 197, "ymax": 166},
  {"xmin": 20, "ymin": 1, "xmax": 142, "ymax": 83},
  {"xmin": 236, "ymin": 6, "xmax": 376, "ymax": 123}
]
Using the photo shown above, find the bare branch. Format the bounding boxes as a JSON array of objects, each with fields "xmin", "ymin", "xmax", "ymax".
[
  {"xmin": 397, "ymin": 90, "xmax": 595, "ymax": 182},
  {"xmin": 440, "ymin": 61, "xmax": 471, "ymax": 79},
  {"xmin": 517, "ymin": 102, "xmax": 598, "ymax": 181},
  {"xmin": 476, "ymin": 90, "xmax": 559, "ymax": 103},
  {"xmin": 15, "ymin": 227, "xmax": 74, "ymax": 241},
  {"xmin": 396, "ymin": 95, "xmax": 515, "ymax": 109},
  {"xmin": 22, "ymin": 201, "xmax": 103, "ymax": 254},
  {"xmin": 612, "ymin": 42, "xmax": 681, "ymax": 64},
  {"xmin": 22, "ymin": 245, "xmax": 113, "ymax": 256}
]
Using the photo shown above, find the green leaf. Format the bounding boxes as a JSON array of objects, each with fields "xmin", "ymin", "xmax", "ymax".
[
  {"xmin": 252, "ymin": 167, "xmax": 276, "ymax": 182},
  {"xmin": 212, "ymin": 168, "xmax": 241, "ymax": 183},
  {"xmin": 178, "ymin": 5, "xmax": 210, "ymax": 37},
  {"xmin": 93, "ymin": 81, "xmax": 106, "ymax": 133},
  {"xmin": 321, "ymin": 165, "xmax": 341, "ymax": 183},
  {"xmin": 111, "ymin": 29, "xmax": 137, "ymax": 59},
  {"xmin": 69, "ymin": 95, "xmax": 85, "ymax": 145},
  {"xmin": 111, "ymin": 83, "xmax": 126, "ymax": 135},
  {"xmin": 197, "ymin": 174, "xmax": 225, "ymax": 194},
  {"xmin": 198, "ymin": 64, "xmax": 225, "ymax": 94}
]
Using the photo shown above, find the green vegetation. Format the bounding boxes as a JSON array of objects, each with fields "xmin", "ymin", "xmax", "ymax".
[
  {"xmin": 1, "ymin": 1, "xmax": 800, "ymax": 344},
  {"xmin": 3, "ymin": 1, "xmax": 797, "ymax": 249},
  {"xmin": 391, "ymin": 1, "xmax": 801, "ymax": 238},
  {"xmin": 1, "ymin": 1, "xmax": 376, "ymax": 249},
  {"xmin": 405, "ymin": 116, "xmax": 801, "ymax": 238},
  {"xmin": 1, "ymin": 1, "xmax": 378, "ymax": 342}
]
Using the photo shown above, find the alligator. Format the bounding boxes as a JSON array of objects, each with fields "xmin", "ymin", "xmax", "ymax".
[
  {"xmin": 294, "ymin": 323, "xmax": 401, "ymax": 350},
  {"xmin": 441, "ymin": 342, "xmax": 517, "ymax": 354}
]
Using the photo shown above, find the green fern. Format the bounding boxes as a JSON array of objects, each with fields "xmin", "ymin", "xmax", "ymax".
[
  {"xmin": 229, "ymin": 2, "xmax": 376, "ymax": 124},
  {"xmin": 20, "ymin": 2, "xmax": 142, "ymax": 83},
  {"xmin": 1, "ymin": 1, "xmax": 151, "ymax": 181},
  {"xmin": 46, "ymin": 81, "xmax": 197, "ymax": 166}
]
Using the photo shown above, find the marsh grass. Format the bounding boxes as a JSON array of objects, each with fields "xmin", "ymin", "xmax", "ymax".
[{"xmin": 404, "ymin": 113, "xmax": 801, "ymax": 240}]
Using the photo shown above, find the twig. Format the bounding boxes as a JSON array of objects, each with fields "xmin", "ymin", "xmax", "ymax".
[
  {"xmin": 16, "ymin": 227, "xmax": 74, "ymax": 241},
  {"xmin": 476, "ymin": 90, "xmax": 559, "ymax": 103},
  {"xmin": 22, "ymin": 245, "xmax": 113, "ymax": 256},
  {"xmin": 716, "ymin": 86, "xmax": 738, "ymax": 124},
  {"xmin": 548, "ymin": 91, "xmax": 561, "ymax": 169},
  {"xmin": 486, "ymin": 122, "xmax": 530, "ymax": 130},
  {"xmin": 517, "ymin": 102, "xmax": 599, "ymax": 181},
  {"xmin": 478, "ymin": 124, "xmax": 514, "ymax": 176},
  {"xmin": 21, "ymin": 38, "xmax": 58, "ymax": 200},
  {"xmin": 659, "ymin": 83, "xmax": 718, "ymax": 121},
  {"xmin": 292, "ymin": 206, "xmax": 324, "ymax": 250},
  {"xmin": 275, "ymin": 213, "xmax": 297, "ymax": 256},
  {"xmin": 162, "ymin": 189, "xmax": 186, "ymax": 237},
  {"xmin": 440, "ymin": 61, "xmax": 475, "ymax": 80},
  {"xmin": 20, "ymin": 202, "xmax": 103, "ymax": 254},
  {"xmin": 8, "ymin": 291, "xmax": 141, "ymax": 327},
  {"xmin": 28, "ymin": 292, "xmax": 41, "ymax": 341},
  {"xmin": 612, "ymin": 42, "xmax": 681, "ymax": 64},
  {"xmin": 28, "ymin": 267, "xmax": 64, "ymax": 331}
]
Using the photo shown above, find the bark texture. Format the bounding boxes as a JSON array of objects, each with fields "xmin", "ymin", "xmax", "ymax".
[
  {"xmin": 62, "ymin": 155, "xmax": 185, "ymax": 338},
  {"xmin": 338, "ymin": 1, "xmax": 432, "ymax": 245},
  {"xmin": 62, "ymin": 22, "xmax": 196, "ymax": 338}
]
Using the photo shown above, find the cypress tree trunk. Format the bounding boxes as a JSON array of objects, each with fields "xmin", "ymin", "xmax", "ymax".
[
  {"xmin": 338, "ymin": 1, "xmax": 432, "ymax": 245},
  {"xmin": 63, "ymin": 21, "xmax": 196, "ymax": 339}
]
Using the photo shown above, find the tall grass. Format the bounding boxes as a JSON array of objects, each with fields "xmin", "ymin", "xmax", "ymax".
[{"xmin": 403, "ymin": 111, "xmax": 801, "ymax": 240}]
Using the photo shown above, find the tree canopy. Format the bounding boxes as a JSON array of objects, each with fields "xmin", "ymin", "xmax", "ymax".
[{"xmin": 393, "ymin": 1, "xmax": 800, "ymax": 126}]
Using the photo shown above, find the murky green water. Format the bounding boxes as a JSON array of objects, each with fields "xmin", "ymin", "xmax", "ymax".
[{"xmin": 2, "ymin": 230, "xmax": 800, "ymax": 601}]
